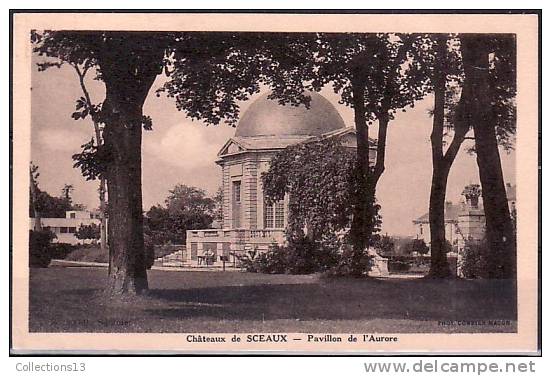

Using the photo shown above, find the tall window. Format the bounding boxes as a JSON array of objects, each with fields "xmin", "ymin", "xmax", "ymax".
[
  {"xmin": 233, "ymin": 181, "xmax": 241, "ymax": 203},
  {"xmin": 264, "ymin": 199, "xmax": 284, "ymax": 229},
  {"xmin": 274, "ymin": 201, "xmax": 284, "ymax": 228},
  {"xmin": 232, "ymin": 181, "xmax": 242, "ymax": 228},
  {"xmin": 264, "ymin": 201, "xmax": 274, "ymax": 228}
]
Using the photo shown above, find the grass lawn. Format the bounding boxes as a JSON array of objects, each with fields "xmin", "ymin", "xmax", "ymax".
[{"xmin": 29, "ymin": 267, "xmax": 517, "ymax": 333}]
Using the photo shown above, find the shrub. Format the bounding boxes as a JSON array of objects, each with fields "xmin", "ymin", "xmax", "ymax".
[
  {"xmin": 29, "ymin": 229, "xmax": 56, "ymax": 268},
  {"xmin": 374, "ymin": 235, "xmax": 395, "ymax": 256},
  {"xmin": 323, "ymin": 244, "xmax": 372, "ymax": 277},
  {"xmin": 48, "ymin": 243, "xmax": 77, "ymax": 260},
  {"xmin": 460, "ymin": 239, "xmax": 488, "ymax": 279},
  {"xmin": 244, "ymin": 237, "xmax": 340, "ymax": 275},
  {"xmin": 404, "ymin": 238, "xmax": 429, "ymax": 255},
  {"xmin": 236, "ymin": 249, "xmax": 260, "ymax": 272},
  {"xmin": 247, "ymin": 247, "xmax": 288, "ymax": 274},
  {"xmin": 75, "ymin": 223, "xmax": 101, "ymax": 241},
  {"xmin": 64, "ymin": 246, "xmax": 108, "ymax": 263}
]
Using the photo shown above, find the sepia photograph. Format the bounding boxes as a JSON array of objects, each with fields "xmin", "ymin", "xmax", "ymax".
[{"xmin": 10, "ymin": 11, "xmax": 540, "ymax": 354}]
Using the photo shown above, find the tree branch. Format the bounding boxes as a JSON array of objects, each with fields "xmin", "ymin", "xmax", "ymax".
[
  {"xmin": 443, "ymin": 90, "xmax": 470, "ymax": 167},
  {"xmin": 72, "ymin": 61, "xmax": 103, "ymax": 146},
  {"xmin": 373, "ymin": 109, "xmax": 389, "ymax": 183}
]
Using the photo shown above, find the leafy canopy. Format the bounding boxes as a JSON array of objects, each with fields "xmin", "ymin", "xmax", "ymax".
[
  {"xmin": 75, "ymin": 223, "xmax": 101, "ymax": 240},
  {"xmin": 144, "ymin": 184, "xmax": 216, "ymax": 245}
]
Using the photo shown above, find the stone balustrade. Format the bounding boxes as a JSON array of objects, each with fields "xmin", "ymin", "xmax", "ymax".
[{"xmin": 187, "ymin": 228, "xmax": 285, "ymax": 243}]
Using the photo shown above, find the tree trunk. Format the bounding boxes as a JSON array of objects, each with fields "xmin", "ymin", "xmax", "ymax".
[
  {"xmin": 427, "ymin": 36, "xmax": 452, "ymax": 278},
  {"xmin": 99, "ymin": 178, "xmax": 108, "ymax": 252},
  {"xmin": 349, "ymin": 73, "xmax": 371, "ymax": 275},
  {"xmin": 428, "ymin": 166, "xmax": 452, "ymax": 277},
  {"xmin": 92, "ymin": 110, "xmax": 108, "ymax": 255},
  {"xmin": 365, "ymin": 109, "xmax": 390, "ymax": 244},
  {"xmin": 474, "ymin": 120, "xmax": 515, "ymax": 278},
  {"xmin": 97, "ymin": 35, "xmax": 164, "ymax": 295},
  {"xmin": 29, "ymin": 168, "xmax": 42, "ymax": 231},
  {"xmin": 461, "ymin": 35, "xmax": 515, "ymax": 279},
  {"xmin": 348, "ymin": 51, "xmax": 392, "ymax": 276},
  {"xmin": 103, "ymin": 103, "xmax": 147, "ymax": 294}
]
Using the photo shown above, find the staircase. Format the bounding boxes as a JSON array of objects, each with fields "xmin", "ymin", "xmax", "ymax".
[{"xmin": 154, "ymin": 248, "xmax": 188, "ymax": 267}]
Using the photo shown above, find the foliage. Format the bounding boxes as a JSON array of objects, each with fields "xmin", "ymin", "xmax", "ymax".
[
  {"xmin": 262, "ymin": 136, "xmax": 383, "ymax": 276},
  {"xmin": 60, "ymin": 183, "xmax": 74, "ymax": 203},
  {"xmin": 263, "ymin": 137, "xmax": 381, "ymax": 245},
  {"xmin": 460, "ymin": 239, "xmax": 489, "ymax": 279},
  {"xmin": 144, "ymin": 184, "xmax": 216, "ymax": 245},
  {"xmin": 30, "ymin": 163, "xmax": 91, "ymax": 219},
  {"xmin": 310, "ymin": 33, "xmax": 429, "ymax": 123},
  {"xmin": 48, "ymin": 243, "xmax": 78, "ymax": 260},
  {"xmin": 32, "ymin": 31, "xmax": 166, "ymax": 184},
  {"xmin": 29, "ymin": 229, "xmax": 56, "ymax": 268},
  {"xmin": 143, "ymin": 205, "xmax": 174, "ymax": 244},
  {"xmin": 29, "ymin": 164, "xmax": 82, "ymax": 218},
  {"xmin": 323, "ymin": 244, "xmax": 373, "ymax": 277},
  {"xmin": 29, "ymin": 189, "xmax": 73, "ymax": 218},
  {"xmin": 460, "ymin": 234, "xmax": 514, "ymax": 280},
  {"xmin": 392, "ymin": 237, "xmax": 418, "ymax": 256},
  {"xmin": 374, "ymin": 235, "xmax": 395, "ymax": 256},
  {"xmin": 488, "ymin": 35, "xmax": 517, "ymax": 151},
  {"xmin": 244, "ymin": 238, "xmax": 340, "ymax": 275},
  {"xmin": 212, "ymin": 186, "xmax": 224, "ymax": 222},
  {"xmin": 64, "ymin": 245, "xmax": 108, "ymax": 263},
  {"xmin": 75, "ymin": 223, "xmax": 101, "ymax": 240},
  {"xmin": 159, "ymin": 33, "xmax": 319, "ymax": 126},
  {"xmin": 404, "ymin": 238, "xmax": 430, "ymax": 255},
  {"xmin": 384, "ymin": 255, "xmax": 433, "ymax": 274},
  {"xmin": 388, "ymin": 259, "xmax": 412, "ymax": 273}
]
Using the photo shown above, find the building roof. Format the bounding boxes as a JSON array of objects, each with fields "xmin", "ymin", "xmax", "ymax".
[
  {"xmin": 232, "ymin": 135, "xmax": 313, "ymax": 150},
  {"xmin": 235, "ymin": 92, "xmax": 346, "ymax": 138},
  {"xmin": 217, "ymin": 127, "xmax": 375, "ymax": 159},
  {"xmin": 413, "ymin": 202, "xmax": 463, "ymax": 224}
]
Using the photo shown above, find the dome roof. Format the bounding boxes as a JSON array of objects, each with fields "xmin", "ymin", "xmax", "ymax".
[{"xmin": 235, "ymin": 92, "xmax": 346, "ymax": 137}]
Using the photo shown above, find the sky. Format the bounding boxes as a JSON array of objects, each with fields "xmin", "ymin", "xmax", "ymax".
[{"xmin": 30, "ymin": 56, "xmax": 516, "ymax": 237}]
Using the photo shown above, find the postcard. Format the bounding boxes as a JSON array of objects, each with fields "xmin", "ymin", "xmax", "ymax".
[{"xmin": 10, "ymin": 11, "xmax": 540, "ymax": 354}]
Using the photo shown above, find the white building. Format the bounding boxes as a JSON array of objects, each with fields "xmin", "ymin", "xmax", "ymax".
[
  {"xmin": 30, "ymin": 210, "xmax": 101, "ymax": 245},
  {"xmin": 186, "ymin": 92, "xmax": 376, "ymax": 266},
  {"xmin": 412, "ymin": 183, "xmax": 516, "ymax": 254}
]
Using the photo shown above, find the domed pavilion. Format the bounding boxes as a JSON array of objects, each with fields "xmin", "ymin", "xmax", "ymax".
[{"xmin": 186, "ymin": 92, "xmax": 376, "ymax": 266}]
